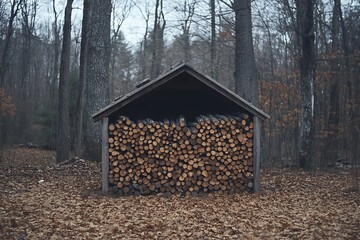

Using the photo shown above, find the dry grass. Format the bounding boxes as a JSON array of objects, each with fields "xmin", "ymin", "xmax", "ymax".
[{"xmin": 0, "ymin": 147, "xmax": 359, "ymax": 239}]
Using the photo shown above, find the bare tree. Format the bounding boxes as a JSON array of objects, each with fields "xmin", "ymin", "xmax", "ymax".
[
  {"xmin": 173, "ymin": 0, "xmax": 196, "ymax": 62},
  {"xmin": 210, "ymin": 0, "xmax": 216, "ymax": 78},
  {"xmin": 74, "ymin": 0, "xmax": 90, "ymax": 156},
  {"xmin": 84, "ymin": 0, "xmax": 112, "ymax": 159},
  {"xmin": 111, "ymin": 0, "xmax": 133, "ymax": 40},
  {"xmin": 323, "ymin": 0, "xmax": 345, "ymax": 168},
  {"xmin": 150, "ymin": 0, "xmax": 166, "ymax": 79},
  {"xmin": 0, "ymin": 0, "xmax": 22, "ymax": 148},
  {"xmin": 51, "ymin": 0, "xmax": 60, "ymax": 99},
  {"xmin": 110, "ymin": 0, "xmax": 133, "ymax": 98},
  {"xmin": 57, "ymin": 0, "xmax": 74, "ymax": 162},
  {"xmin": 233, "ymin": 0, "xmax": 259, "ymax": 106},
  {"xmin": 0, "ymin": 0, "xmax": 22, "ymax": 87},
  {"xmin": 296, "ymin": 0, "xmax": 315, "ymax": 169},
  {"xmin": 134, "ymin": 1, "xmax": 151, "ymax": 81},
  {"xmin": 19, "ymin": 0, "xmax": 37, "ymax": 98}
]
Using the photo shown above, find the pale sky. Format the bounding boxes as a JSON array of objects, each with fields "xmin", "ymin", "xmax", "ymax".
[
  {"xmin": 36, "ymin": 0, "xmax": 358, "ymax": 49},
  {"xmin": 37, "ymin": 0, "xmax": 211, "ymax": 47}
]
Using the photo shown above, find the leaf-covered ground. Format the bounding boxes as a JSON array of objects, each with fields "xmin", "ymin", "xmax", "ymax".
[{"xmin": 0, "ymin": 147, "xmax": 359, "ymax": 239}]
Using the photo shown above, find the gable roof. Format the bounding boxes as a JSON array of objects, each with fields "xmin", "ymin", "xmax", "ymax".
[{"xmin": 92, "ymin": 62, "xmax": 269, "ymax": 122}]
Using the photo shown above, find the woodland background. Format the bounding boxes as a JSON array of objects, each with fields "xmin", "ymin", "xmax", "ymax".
[{"xmin": 0, "ymin": 0, "xmax": 359, "ymax": 169}]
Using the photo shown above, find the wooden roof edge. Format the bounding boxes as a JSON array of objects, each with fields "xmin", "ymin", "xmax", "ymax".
[
  {"xmin": 92, "ymin": 62, "xmax": 270, "ymax": 122},
  {"xmin": 92, "ymin": 62, "xmax": 188, "ymax": 122},
  {"xmin": 183, "ymin": 64, "xmax": 270, "ymax": 120}
]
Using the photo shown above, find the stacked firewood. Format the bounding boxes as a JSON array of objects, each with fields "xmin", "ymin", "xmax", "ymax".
[{"xmin": 108, "ymin": 113, "xmax": 254, "ymax": 196}]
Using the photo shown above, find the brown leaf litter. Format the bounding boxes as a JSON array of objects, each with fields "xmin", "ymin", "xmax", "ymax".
[{"xmin": 0, "ymin": 147, "xmax": 359, "ymax": 239}]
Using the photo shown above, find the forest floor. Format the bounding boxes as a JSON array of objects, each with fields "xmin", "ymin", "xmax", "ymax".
[{"xmin": 0, "ymin": 147, "xmax": 359, "ymax": 240}]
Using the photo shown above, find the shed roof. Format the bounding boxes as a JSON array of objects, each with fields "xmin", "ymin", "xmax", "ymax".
[{"xmin": 92, "ymin": 62, "xmax": 269, "ymax": 122}]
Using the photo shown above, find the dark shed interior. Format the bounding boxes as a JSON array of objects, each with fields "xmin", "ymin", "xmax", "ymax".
[{"xmin": 111, "ymin": 72, "xmax": 251, "ymax": 122}]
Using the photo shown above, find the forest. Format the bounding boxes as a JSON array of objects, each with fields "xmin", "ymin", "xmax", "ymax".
[
  {"xmin": 1, "ymin": 0, "xmax": 359, "ymax": 238},
  {"xmin": 0, "ymin": 0, "xmax": 359, "ymax": 168}
]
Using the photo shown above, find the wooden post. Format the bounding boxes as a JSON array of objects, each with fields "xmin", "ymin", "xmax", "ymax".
[
  {"xmin": 102, "ymin": 117, "xmax": 109, "ymax": 193},
  {"xmin": 253, "ymin": 116, "xmax": 261, "ymax": 193}
]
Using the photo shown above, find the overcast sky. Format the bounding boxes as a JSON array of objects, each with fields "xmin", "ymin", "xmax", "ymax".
[
  {"xmin": 37, "ymin": 0, "xmax": 215, "ymax": 48},
  {"xmin": 36, "ymin": 0, "xmax": 358, "ymax": 49}
]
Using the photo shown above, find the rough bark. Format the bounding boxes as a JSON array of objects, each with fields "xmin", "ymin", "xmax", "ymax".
[
  {"xmin": 56, "ymin": 0, "xmax": 73, "ymax": 163},
  {"xmin": 74, "ymin": 0, "xmax": 90, "ymax": 156},
  {"xmin": 84, "ymin": 0, "xmax": 111, "ymax": 160},
  {"xmin": 210, "ymin": 0, "xmax": 216, "ymax": 78},
  {"xmin": 296, "ymin": 0, "xmax": 315, "ymax": 169},
  {"xmin": 233, "ymin": 0, "xmax": 259, "ymax": 107}
]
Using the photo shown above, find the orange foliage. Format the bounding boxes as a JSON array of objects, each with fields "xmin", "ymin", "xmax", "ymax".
[
  {"xmin": 260, "ymin": 73, "xmax": 300, "ymax": 130},
  {"xmin": 0, "ymin": 88, "xmax": 16, "ymax": 117}
]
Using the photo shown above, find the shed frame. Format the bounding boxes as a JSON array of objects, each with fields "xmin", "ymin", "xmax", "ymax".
[{"xmin": 94, "ymin": 62, "xmax": 269, "ymax": 194}]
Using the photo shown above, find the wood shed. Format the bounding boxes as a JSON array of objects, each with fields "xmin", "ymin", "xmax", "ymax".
[{"xmin": 92, "ymin": 62, "xmax": 269, "ymax": 195}]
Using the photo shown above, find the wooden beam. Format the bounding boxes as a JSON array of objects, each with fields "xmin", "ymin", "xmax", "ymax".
[
  {"xmin": 253, "ymin": 116, "xmax": 261, "ymax": 193},
  {"xmin": 92, "ymin": 63, "xmax": 270, "ymax": 122},
  {"xmin": 102, "ymin": 117, "xmax": 109, "ymax": 193}
]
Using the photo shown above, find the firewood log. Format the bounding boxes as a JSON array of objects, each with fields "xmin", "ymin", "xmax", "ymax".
[{"xmin": 107, "ymin": 114, "xmax": 255, "ymax": 195}]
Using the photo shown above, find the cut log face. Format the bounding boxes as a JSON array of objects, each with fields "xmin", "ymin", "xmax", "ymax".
[{"xmin": 107, "ymin": 114, "xmax": 254, "ymax": 195}]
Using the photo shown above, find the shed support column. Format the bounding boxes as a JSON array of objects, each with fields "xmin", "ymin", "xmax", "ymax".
[
  {"xmin": 102, "ymin": 117, "xmax": 109, "ymax": 193},
  {"xmin": 253, "ymin": 116, "xmax": 261, "ymax": 193}
]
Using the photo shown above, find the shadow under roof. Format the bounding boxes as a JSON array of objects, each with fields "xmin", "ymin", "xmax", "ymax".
[{"xmin": 92, "ymin": 62, "xmax": 269, "ymax": 122}]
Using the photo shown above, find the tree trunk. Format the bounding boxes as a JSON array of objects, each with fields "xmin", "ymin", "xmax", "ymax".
[
  {"xmin": 74, "ymin": 0, "xmax": 90, "ymax": 156},
  {"xmin": 324, "ymin": 0, "xmax": 343, "ymax": 167},
  {"xmin": 150, "ymin": 0, "xmax": 165, "ymax": 79},
  {"xmin": 180, "ymin": 0, "xmax": 194, "ymax": 62},
  {"xmin": 233, "ymin": 0, "xmax": 259, "ymax": 107},
  {"xmin": 84, "ymin": 0, "xmax": 111, "ymax": 160},
  {"xmin": 210, "ymin": 0, "xmax": 216, "ymax": 79},
  {"xmin": 51, "ymin": 0, "xmax": 60, "ymax": 101},
  {"xmin": 140, "ymin": 18, "xmax": 149, "ymax": 80},
  {"xmin": 50, "ymin": 0, "xmax": 61, "ymax": 150},
  {"xmin": 296, "ymin": 0, "xmax": 315, "ymax": 169},
  {"xmin": 0, "ymin": 0, "xmax": 21, "ymax": 148},
  {"xmin": 331, "ymin": 0, "xmax": 341, "ymax": 50},
  {"xmin": 56, "ymin": 0, "xmax": 73, "ymax": 162},
  {"xmin": 0, "ymin": 0, "xmax": 21, "ymax": 87}
]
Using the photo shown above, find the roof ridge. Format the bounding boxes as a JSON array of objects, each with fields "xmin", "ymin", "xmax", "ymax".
[{"xmin": 92, "ymin": 64, "xmax": 269, "ymax": 122}]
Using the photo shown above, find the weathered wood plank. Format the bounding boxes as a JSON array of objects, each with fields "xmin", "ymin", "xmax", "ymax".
[
  {"xmin": 253, "ymin": 116, "xmax": 261, "ymax": 193},
  {"xmin": 102, "ymin": 117, "xmax": 109, "ymax": 193}
]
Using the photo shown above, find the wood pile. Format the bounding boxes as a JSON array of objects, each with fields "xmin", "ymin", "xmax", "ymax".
[{"xmin": 108, "ymin": 113, "xmax": 254, "ymax": 196}]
